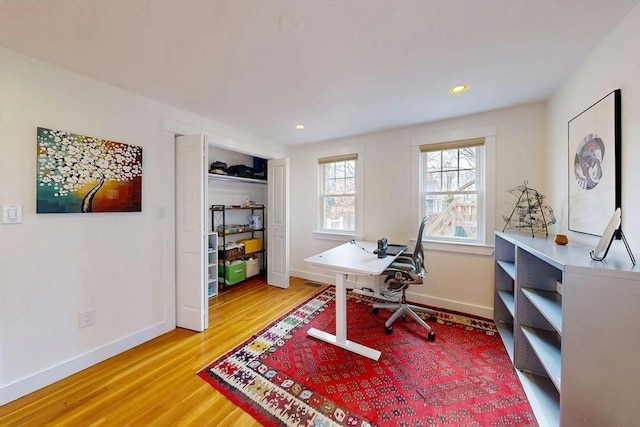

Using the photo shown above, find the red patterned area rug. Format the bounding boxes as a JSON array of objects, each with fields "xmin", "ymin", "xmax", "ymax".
[{"xmin": 198, "ymin": 287, "xmax": 536, "ymax": 426}]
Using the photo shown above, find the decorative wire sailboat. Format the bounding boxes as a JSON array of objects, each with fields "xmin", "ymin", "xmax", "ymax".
[{"xmin": 502, "ymin": 181, "xmax": 556, "ymax": 237}]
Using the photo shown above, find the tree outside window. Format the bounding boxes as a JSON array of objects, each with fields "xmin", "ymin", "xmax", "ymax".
[{"xmin": 319, "ymin": 155, "xmax": 357, "ymax": 232}]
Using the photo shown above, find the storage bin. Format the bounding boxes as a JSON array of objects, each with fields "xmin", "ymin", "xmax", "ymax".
[
  {"xmin": 209, "ymin": 161, "xmax": 227, "ymax": 174},
  {"xmin": 245, "ymin": 256, "xmax": 260, "ymax": 277},
  {"xmin": 227, "ymin": 164, "xmax": 254, "ymax": 178},
  {"xmin": 219, "ymin": 260, "xmax": 246, "ymax": 285},
  {"xmin": 219, "ymin": 242, "xmax": 245, "ymax": 259},
  {"xmin": 237, "ymin": 238, "xmax": 262, "ymax": 254}
]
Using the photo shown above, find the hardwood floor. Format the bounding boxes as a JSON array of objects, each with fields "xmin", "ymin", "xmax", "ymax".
[{"xmin": 0, "ymin": 277, "xmax": 329, "ymax": 426}]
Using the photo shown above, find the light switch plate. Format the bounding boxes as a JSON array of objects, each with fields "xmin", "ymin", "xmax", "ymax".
[{"xmin": 3, "ymin": 205, "xmax": 23, "ymax": 224}]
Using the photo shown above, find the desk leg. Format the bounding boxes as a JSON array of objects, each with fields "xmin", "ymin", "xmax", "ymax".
[
  {"xmin": 335, "ymin": 273, "xmax": 346, "ymax": 342},
  {"xmin": 307, "ymin": 273, "xmax": 381, "ymax": 361}
]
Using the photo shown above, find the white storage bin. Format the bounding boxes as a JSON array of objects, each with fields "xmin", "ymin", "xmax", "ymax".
[{"xmin": 245, "ymin": 256, "xmax": 260, "ymax": 277}]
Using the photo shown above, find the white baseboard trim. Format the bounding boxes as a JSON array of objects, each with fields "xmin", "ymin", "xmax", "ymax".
[
  {"xmin": 0, "ymin": 322, "xmax": 173, "ymax": 405},
  {"xmin": 405, "ymin": 291, "xmax": 493, "ymax": 319},
  {"xmin": 291, "ymin": 269, "xmax": 493, "ymax": 319},
  {"xmin": 291, "ymin": 269, "xmax": 376, "ymax": 288},
  {"xmin": 291, "ymin": 269, "xmax": 334, "ymax": 286}
]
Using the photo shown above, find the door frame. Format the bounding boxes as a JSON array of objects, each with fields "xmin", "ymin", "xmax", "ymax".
[{"xmin": 165, "ymin": 120, "xmax": 289, "ymax": 325}]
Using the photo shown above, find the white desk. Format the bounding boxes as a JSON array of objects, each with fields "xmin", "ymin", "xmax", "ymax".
[{"xmin": 304, "ymin": 241, "xmax": 403, "ymax": 361}]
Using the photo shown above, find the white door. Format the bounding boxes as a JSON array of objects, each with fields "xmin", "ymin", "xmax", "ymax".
[
  {"xmin": 175, "ymin": 134, "xmax": 208, "ymax": 331},
  {"xmin": 267, "ymin": 158, "xmax": 290, "ymax": 288}
]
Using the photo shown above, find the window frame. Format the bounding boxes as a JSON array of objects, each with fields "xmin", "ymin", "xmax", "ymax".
[
  {"xmin": 412, "ymin": 127, "xmax": 496, "ymax": 255},
  {"xmin": 313, "ymin": 147, "xmax": 364, "ymax": 240}
]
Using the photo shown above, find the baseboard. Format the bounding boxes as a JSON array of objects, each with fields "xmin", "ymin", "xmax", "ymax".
[
  {"xmin": 405, "ymin": 290, "xmax": 493, "ymax": 319},
  {"xmin": 291, "ymin": 269, "xmax": 493, "ymax": 319},
  {"xmin": 0, "ymin": 321, "xmax": 173, "ymax": 405},
  {"xmin": 291, "ymin": 269, "xmax": 334, "ymax": 286}
]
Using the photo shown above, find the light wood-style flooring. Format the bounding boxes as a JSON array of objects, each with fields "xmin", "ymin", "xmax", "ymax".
[{"xmin": 0, "ymin": 276, "xmax": 329, "ymax": 426}]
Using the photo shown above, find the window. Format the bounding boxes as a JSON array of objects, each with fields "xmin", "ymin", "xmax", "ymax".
[
  {"xmin": 420, "ymin": 138, "xmax": 486, "ymax": 244},
  {"xmin": 318, "ymin": 153, "xmax": 358, "ymax": 233}
]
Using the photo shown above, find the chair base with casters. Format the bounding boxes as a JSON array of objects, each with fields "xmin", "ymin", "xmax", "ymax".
[{"xmin": 372, "ymin": 271, "xmax": 437, "ymax": 341}]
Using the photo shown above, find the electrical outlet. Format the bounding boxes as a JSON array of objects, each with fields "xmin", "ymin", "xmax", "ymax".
[{"xmin": 79, "ymin": 309, "xmax": 95, "ymax": 328}]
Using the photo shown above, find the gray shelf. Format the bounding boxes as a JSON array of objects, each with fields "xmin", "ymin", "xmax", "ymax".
[
  {"xmin": 516, "ymin": 370, "xmax": 560, "ymax": 427},
  {"xmin": 497, "ymin": 260, "xmax": 516, "ymax": 279},
  {"xmin": 497, "ymin": 290, "xmax": 515, "ymax": 318},
  {"xmin": 521, "ymin": 326, "xmax": 561, "ymax": 390},
  {"xmin": 521, "ymin": 288, "xmax": 562, "ymax": 334},
  {"xmin": 495, "ymin": 321, "xmax": 514, "ymax": 362}
]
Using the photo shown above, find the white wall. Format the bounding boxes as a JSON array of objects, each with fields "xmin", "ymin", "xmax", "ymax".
[
  {"xmin": 288, "ymin": 4, "xmax": 640, "ymax": 319},
  {"xmin": 289, "ymin": 102, "xmax": 548, "ymax": 318},
  {"xmin": 0, "ymin": 48, "xmax": 284, "ymax": 404},
  {"xmin": 547, "ymin": 3, "xmax": 640, "ymax": 253}
]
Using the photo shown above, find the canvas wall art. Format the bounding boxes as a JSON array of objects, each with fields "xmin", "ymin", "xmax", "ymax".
[
  {"xmin": 567, "ymin": 89, "xmax": 621, "ymax": 236},
  {"xmin": 37, "ymin": 127, "xmax": 143, "ymax": 213}
]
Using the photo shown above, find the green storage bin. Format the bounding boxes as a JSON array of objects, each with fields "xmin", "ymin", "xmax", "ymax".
[{"xmin": 219, "ymin": 261, "xmax": 246, "ymax": 285}]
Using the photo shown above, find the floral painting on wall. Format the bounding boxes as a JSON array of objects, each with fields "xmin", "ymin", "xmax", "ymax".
[{"xmin": 37, "ymin": 127, "xmax": 143, "ymax": 213}]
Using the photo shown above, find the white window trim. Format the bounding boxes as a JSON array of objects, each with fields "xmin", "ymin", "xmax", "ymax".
[
  {"xmin": 313, "ymin": 145, "xmax": 365, "ymax": 240},
  {"xmin": 411, "ymin": 126, "xmax": 496, "ymax": 255}
]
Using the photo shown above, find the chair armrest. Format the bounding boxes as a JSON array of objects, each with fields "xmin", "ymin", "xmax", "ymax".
[
  {"xmin": 387, "ymin": 259, "xmax": 416, "ymax": 272},
  {"xmin": 382, "ymin": 267, "xmax": 425, "ymax": 287}
]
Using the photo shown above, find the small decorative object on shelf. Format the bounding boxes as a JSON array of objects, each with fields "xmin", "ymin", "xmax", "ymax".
[
  {"xmin": 554, "ymin": 234, "xmax": 568, "ymax": 245},
  {"xmin": 502, "ymin": 180, "xmax": 556, "ymax": 237}
]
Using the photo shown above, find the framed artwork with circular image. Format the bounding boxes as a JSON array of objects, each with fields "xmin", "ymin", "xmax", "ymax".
[{"xmin": 567, "ymin": 89, "xmax": 621, "ymax": 236}]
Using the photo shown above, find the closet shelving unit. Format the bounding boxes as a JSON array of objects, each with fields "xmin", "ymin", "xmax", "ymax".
[{"xmin": 212, "ymin": 204, "xmax": 266, "ymax": 289}]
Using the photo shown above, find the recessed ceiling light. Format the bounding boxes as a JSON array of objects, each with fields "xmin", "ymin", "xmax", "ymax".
[
  {"xmin": 294, "ymin": 124, "xmax": 305, "ymax": 130},
  {"xmin": 449, "ymin": 84, "xmax": 469, "ymax": 94}
]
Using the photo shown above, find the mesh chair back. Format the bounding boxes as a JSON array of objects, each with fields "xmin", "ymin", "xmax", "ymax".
[{"xmin": 413, "ymin": 217, "xmax": 428, "ymax": 274}]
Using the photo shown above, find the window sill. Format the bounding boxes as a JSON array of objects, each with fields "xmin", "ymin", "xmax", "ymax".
[
  {"xmin": 313, "ymin": 231, "xmax": 364, "ymax": 241},
  {"xmin": 421, "ymin": 239, "xmax": 494, "ymax": 256}
]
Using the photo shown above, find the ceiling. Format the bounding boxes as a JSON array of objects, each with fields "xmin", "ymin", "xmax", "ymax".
[{"xmin": 0, "ymin": 0, "xmax": 637, "ymax": 146}]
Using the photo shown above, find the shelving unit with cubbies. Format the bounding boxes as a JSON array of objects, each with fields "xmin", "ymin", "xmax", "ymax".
[
  {"xmin": 494, "ymin": 235, "xmax": 517, "ymax": 361},
  {"xmin": 494, "ymin": 231, "xmax": 639, "ymax": 427},
  {"xmin": 207, "ymin": 232, "xmax": 218, "ymax": 297}
]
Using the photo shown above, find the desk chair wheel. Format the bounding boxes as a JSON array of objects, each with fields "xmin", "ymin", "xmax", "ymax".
[{"xmin": 385, "ymin": 326, "xmax": 435, "ymax": 340}]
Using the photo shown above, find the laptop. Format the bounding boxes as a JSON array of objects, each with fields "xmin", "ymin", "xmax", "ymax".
[{"xmin": 386, "ymin": 244, "xmax": 407, "ymax": 256}]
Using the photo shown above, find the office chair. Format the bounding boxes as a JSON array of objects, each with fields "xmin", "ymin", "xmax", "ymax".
[{"xmin": 372, "ymin": 217, "xmax": 436, "ymax": 341}]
